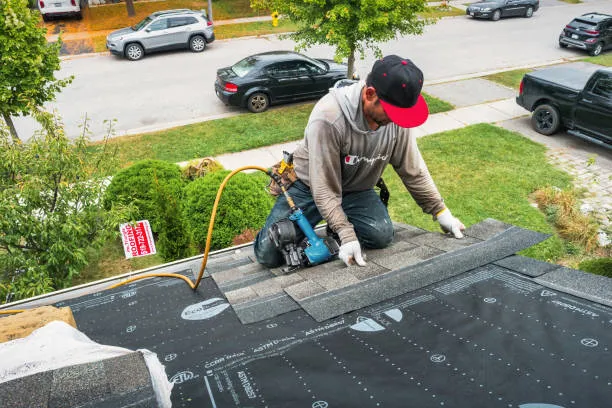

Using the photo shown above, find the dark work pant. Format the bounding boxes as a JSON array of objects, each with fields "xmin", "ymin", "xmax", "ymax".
[{"xmin": 254, "ymin": 180, "xmax": 394, "ymax": 267}]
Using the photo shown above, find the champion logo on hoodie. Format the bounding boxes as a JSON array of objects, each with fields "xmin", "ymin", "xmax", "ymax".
[
  {"xmin": 344, "ymin": 154, "xmax": 389, "ymax": 166},
  {"xmin": 344, "ymin": 155, "xmax": 358, "ymax": 165}
]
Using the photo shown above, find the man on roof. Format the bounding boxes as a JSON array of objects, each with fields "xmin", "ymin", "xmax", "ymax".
[{"xmin": 254, "ymin": 55, "xmax": 465, "ymax": 268}]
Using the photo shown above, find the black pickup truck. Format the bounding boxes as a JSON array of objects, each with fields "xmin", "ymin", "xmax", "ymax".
[{"xmin": 516, "ymin": 67, "xmax": 612, "ymax": 148}]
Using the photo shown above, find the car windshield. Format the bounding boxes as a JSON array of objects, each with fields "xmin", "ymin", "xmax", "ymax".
[
  {"xmin": 232, "ymin": 56, "xmax": 259, "ymax": 77},
  {"xmin": 132, "ymin": 16, "xmax": 153, "ymax": 31}
]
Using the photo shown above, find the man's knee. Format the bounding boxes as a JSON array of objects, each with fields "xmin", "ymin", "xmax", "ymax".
[
  {"xmin": 254, "ymin": 229, "xmax": 283, "ymax": 268},
  {"xmin": 360, "ymin": 218, "xmax": 394, "ymax": 249}
]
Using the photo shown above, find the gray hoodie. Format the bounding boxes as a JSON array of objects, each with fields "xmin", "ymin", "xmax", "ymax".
[{"xmin": 292, "ymin": 82, "xmax": 445, "ymax": 244}]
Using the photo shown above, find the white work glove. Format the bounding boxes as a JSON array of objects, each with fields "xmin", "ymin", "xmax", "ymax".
[
  {"xmin": 338, "ymin": 240, "xmax": 367, "ymax": 267},
  {"xmin": 436, "ymin": 208, "xmax": 465, "ymax": 239}
]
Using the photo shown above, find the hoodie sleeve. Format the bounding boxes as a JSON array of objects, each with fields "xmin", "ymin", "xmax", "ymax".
[
  {"xmin": 305, "ymin": 119, "xmax": 358, "ymax": 244},
  {"xmin": 391, "ymin": 129, "xmax": 446, "ymax": 216}
]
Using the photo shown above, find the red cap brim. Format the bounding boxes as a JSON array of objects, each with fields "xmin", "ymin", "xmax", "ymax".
[{"xmin": 379, "ymin": 95, "xmax": 429, "ymax": 128}]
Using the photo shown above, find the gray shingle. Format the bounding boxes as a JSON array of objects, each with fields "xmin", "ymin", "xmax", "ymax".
[
  {"xmin": 535, "ymin": 266, "xmax": 612, "ymax": 307},
  {"xmin": 232, "ymin": 293, "xmax": 300, "ymax": 324},
  {"xmin": 295, "ymin": 226, "xmax": 549, "ymax": 321},
  {"xmin": 464, "ymin": 218, "xmax": 512, "ymax": 240},
  {"xmin": 494, "ymin": 255, "xmax": 560, "ymax": 277}
]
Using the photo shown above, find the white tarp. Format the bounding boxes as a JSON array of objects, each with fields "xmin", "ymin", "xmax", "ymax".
[{"xmin": 0, "ymin": 320, "xmax": 172, "ymax": 407}]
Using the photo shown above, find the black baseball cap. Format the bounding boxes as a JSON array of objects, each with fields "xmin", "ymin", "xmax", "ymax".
[{"xmin": 368, "ymin": 55, "xmax": 429, "ymax": 128}]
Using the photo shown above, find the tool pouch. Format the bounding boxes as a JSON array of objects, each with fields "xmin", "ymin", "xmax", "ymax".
[{"xmin": 267, "ymin": 160, "xmax": 299, "ymax": 196}]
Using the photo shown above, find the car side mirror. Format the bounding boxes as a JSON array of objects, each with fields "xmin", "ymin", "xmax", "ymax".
[{"xmin": 145, "ymin": 28, "xmax": 151, "ymax": 32}]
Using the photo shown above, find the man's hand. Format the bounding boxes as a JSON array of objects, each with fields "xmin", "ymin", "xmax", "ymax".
[
  {"xmin": 338, "ymin": 240, "xmax": 366, "ymax": 267},
  {"xmin": 436, "ymin": 208, "xmax": 465, "ymax": 238}
]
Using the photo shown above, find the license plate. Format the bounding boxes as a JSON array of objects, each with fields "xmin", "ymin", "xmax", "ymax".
[
  {"xmin": 55, "ymin": 2, "xmax": 61, "ymax": 6},
  {"xmin": 470, "ymin": 12, "xmax": 475, "ymax": 16},
  {"xmin": 571, "ymin": 34, "xmax": 579, "ymax": 39}
]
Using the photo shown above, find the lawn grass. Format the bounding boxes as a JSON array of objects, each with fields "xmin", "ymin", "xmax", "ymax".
[
  {"xmin": 484, "ymin": 68, "xmax": 533, "ymax": 89},
  {"xmin": 215, "ymin": 19, "xmax": 297, "ymax": 40},
  {"xmin": 87, "ymin": 0, "xmax": 262, "ymax": 32},
  {"xmin": 92, "ymin": 103, "xmax": 315, "ymax": 167},
  {"xmin": 423, "ymin": 92, "xmax": 455, "ymax": 113},
  {"xmin": 584, "ymin": 53, "xmax": 612, "ymax": 67},
  {"xmin": 558, "ymin": 0, "xmax": 581, "ymax": 3},
  {"xmin": 383, "ymin": 123, "xmax": 572, "ymax": 262},
  {"xmin": 420, "ymin": 6, "xmax": 466, "ymax": 19}
]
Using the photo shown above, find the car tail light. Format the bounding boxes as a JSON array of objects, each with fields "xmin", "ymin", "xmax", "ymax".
[
  {"xmin": 70, "ymin": 0, "xmax": 76, "ymax": 5},
  {"xmin": 584, "ymin": 30, "xmax": 599, "ymax": 35},
  {"xmin": 39, "ymin": 0, "xmax": 45, "ymax": 8},
  {"xmin": 519, "ymin": 79, "xmax": 524, "ymax": 96},
  {"xmin": 565, "ymin": 25, "xmax": 573, "ymax": 29},
  {"xmin": 207, "ymin": 21, "xmax": 213, "ymax": 26},
  {"xmin": 224, "ymin": 82, "xmax": 238, "ymax": 93},
  {"xmin": 585, "ymin": 38, "xmax": 597, "ymax": 43}
]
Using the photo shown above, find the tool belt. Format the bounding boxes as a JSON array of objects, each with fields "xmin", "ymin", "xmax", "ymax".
[{"xmin": 267, "ymin": 153, "xmax": 298, "ymax": 196}]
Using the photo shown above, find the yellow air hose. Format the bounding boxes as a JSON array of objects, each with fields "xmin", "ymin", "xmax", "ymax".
[{"xmin": 0, "ymin": 165, "xmax": 275, "ymax": 315}]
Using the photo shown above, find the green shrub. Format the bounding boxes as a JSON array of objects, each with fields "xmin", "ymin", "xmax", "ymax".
[
  {"xmin": 183, "ymin": 170, "xmax": 274, "ymax": 251},
  {"xmin": 104, "ymin": 160, "xmax": 190, "ymax": 260},
  {"xmin": 578, "ymin": 258, "xmax": 612, "ymax": 277},
  {"xmin": 104, "ymin": 160, "xmax": 185, "ymax": 231}
]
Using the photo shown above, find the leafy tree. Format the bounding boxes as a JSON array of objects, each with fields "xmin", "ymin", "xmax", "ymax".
[
  {"xmin": 0, "ymin": 0, "xmax": 72, "ymax": 141},
  {"xmin": 251, "ymin": 0, "xmax": 430, "ymax": 77},
  {"xmin": 0, "ymin": 112, "xmax": 132, "ymax": 302}
]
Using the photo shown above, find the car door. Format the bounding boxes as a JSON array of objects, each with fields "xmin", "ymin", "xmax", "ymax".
[
  {"xmin": 167, "ymin": 17, "xmax": 194, "ymax": 48},
  {"xmin": 503, "ymin": 0, "xmax": 524, "ymax": 16},
  {"xmin": 300, "ymin": 61, "xmax": 330, "ymax": 96},
  {"xmin": 266, "ymin": 61, "xmax": 312, "ymax": 101},
  {"xmin": 141, "ymin": 18, "xmax": 170, "ymax": 50},
  {"xmin": 573, "ymin": 73, "xmax": 612, "ymax": 143}
]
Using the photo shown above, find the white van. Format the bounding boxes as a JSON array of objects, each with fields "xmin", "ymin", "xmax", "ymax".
[{"xmin": 38, "ymin": 0, "xmax": 82, "ymax": 22}]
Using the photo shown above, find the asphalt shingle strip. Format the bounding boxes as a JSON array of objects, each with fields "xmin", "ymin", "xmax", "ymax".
[
  {"xmin": 494, "ymin": 255, "xmax": 561, "ymax": 277},
  {"xmin": 464, "ymin": 218, "xmax": 512, "ymax": 240},
  {"xmin": 292, "ymin": 226, "xmax": 549, "ymax": 322},
  {"xmin": 231, "ymin": 292, "xmax": 301, "ymax": 324},
  {"xmin": 0, "ymin": 352, "xmax": 157, "ymax": 408},
  {"xmin": 535, "ymin": 266, "xmax": 612, "ymax": 307}
]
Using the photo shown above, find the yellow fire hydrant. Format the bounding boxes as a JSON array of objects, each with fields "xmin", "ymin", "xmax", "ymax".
[{"xmin": 271, "ymin": 11, "xmax": 279, "ymax": 27}]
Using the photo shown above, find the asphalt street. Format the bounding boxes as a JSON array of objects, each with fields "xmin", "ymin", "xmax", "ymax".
[{"xmin": 10, "ymin": 0, "xmax": 612, "ymax": 141}]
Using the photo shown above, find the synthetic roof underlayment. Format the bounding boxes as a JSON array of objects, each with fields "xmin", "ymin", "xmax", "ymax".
[{"xmin": 1, "ymin": 219, "xmax": 611, "ymax": 407}]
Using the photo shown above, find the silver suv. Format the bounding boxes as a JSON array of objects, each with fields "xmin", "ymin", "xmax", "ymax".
[{"xmin": 106, "ymin": 9, "xmax": 215, "ymax": 61}]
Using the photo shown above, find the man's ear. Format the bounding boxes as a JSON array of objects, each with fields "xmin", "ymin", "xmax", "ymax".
[{"xmin": 364, "ymin": 86, "xmax": 378, "ymax": 101}]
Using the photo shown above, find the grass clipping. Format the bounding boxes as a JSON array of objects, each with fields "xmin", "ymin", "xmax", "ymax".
[{"xmin": 533, "ymin": 187, "xmax": 600, "ymax": 252}]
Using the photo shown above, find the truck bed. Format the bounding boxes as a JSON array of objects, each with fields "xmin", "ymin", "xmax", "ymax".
[{"xmin": 527, "ymin": 66, "xmax": 594, "ymax": 92}]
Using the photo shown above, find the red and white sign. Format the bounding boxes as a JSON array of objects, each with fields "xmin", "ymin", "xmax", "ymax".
[{"xmin": 120, "ymin": 220, "xmax": 156, "ymax": 259}]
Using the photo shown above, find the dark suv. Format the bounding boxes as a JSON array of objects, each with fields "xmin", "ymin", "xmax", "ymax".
[{"xmin": 559, "ymin": 12, "xmax": 612, "ymax": 56}]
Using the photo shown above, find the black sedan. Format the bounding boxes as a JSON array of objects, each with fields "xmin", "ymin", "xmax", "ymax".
[
  {"xmin": 466, "ymin": 0, "xmax": 539, "ymax": 21},
  {"xmin": 215, "ymin": 51, "xmax": 348, "ymax": 113}
]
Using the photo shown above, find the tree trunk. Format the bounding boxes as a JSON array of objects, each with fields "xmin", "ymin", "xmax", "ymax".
[
  {"xmin": 125, "ymin": 0, "xmax": 135, "ymax": 17},
  {"xmin": 2, "ymin": 112, "xmax": 21, "ymax": 142},
  {"xmin": 207, "ymin": 0, "xmax": 213, "ymax": 21},
  {"xmin": 347, "ymin": 50, "xmax": 356, "ymax": 80}
]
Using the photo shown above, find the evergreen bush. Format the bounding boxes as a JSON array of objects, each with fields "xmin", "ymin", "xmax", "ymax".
[
  {"xmin": 183, "ymin": 170, "xmax": 274, "ymax": 251},
  {"xmin": 104, "ymin": 160, "xmax": 185, "ymax": 230},
  {"xmin": 104, "ymin": 160, "xmax": 190, "ymax": 261}
]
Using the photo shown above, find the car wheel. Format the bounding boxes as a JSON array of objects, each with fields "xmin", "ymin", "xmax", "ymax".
[
  {"xmin": 125, "ymin": 43, "xmax": 144, "ymax": 61},
  {"xmin": 491, "ymin": 10, "xmax": 501, "ymax": 21},
  {"xmin": 559, "ymin": 42, "xmax": 568, "ymax": 48},
  {"xmin": 531, "ymin": 104, "xmax": 561, "ymax": 136},
  {"xmin": 189, "ymin": 35, "xmax": 206, "ymax": 53},
  {"xmin": 589, "ymin": 42, "xmax": 603, "ymax": 57},
  {"xmin": 524, "ymin": 6, "xmax": 533, "ymax": 18},
  {"xmin": 42, "ymin": 14, "xmax": 48, "ymax": 22},
  {"xmin": 247, "ymin": 93, "xmax": 269, "ymax": 113}
]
